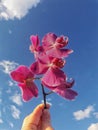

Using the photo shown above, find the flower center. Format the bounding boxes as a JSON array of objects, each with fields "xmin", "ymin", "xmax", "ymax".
[
  {"xmin": 56, "ymin": 36, "xmax": 68, "ymax": 48},
  {"xmin": 24, "ymin": 78, "xmax": 33, "ymax": 86},
  {"xmin": 53, "ymin": 58, "xmax": 65, "ymax": 68}
]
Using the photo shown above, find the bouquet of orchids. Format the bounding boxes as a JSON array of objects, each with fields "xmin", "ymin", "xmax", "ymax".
[{"xmin": 10, "ymin": 33, "xmax": 78, "ymax": 108}]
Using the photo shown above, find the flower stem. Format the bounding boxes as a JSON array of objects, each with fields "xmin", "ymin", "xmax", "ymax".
[
  {"xmin": 41, "ymin": 84, "xmax": 47, "ymax": 109},
  {"xmin": 45, "ymin": 91, "xmax": 53, "ymax": 95}
]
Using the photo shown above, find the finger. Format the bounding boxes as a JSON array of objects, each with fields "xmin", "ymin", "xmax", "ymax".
[
  {"xmin": 42, "ymin": 109, "xmax": 51, "ymax": 124},
  {"xmin": 22, "ymin": 104, "xmax": 50, "ymax": 130},
  {"xmin": 21, "ymin": 124, "xmax": 37, "ymax": 130},
  {"xmin": 41, "ymin": 109, "xmax": 54, "ymax": 130},
  {"xmin": 28, "ymin": 104, "xmax": 50, "ymax": 125}
]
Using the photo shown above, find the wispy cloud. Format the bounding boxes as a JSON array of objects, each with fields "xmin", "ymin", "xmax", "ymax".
[
  {"xmin": 0, "ymin": 88, "xmax": 2, "ymax": 104},
  {"xmin": 93, "ymin": 112, "xmax": 98, "ymax": 119},
  {"xmin": 0, "ymin": 98, "xmax": 2, "ymax": 104},
  {"xmin": 8, "ymin": 80, "xmax": 14, "ymax": 86},
  {"xmin": 0, "ymin": 60, "xmax": 19, "ymax": 74},
  {"xmin": 10, "ymin": 105, "xmax": 21, "ymax": 119},
  {"xmin": 0, "ymin": 0, "xmax": 41, "ymax": 20},
  {"xmin": 73, "ymin": 105, "xmax": 94, "ymax": 120},
  {"xmin": 8, "ymin": 80, "xmax": 17, "ymax": 87},
  {"xmin": 8, "ymin": 29, "xmax": 12, "ymax": 34},
  {"xmin": 41, "ymin": 98, "xmax": 52, "ymax": 106},
  {"xmin": 0, "ymin": 110, "xmax": 3, "ymax": 124},
  {"xmin": 9, "ymin": 121, "xmax": 14, "ymax": 128},
  {"xmin": 0, "ymin": 118, "xmax": 3, "ymax": 124},
  {"xmin": 88, "ymin": 123, "xmax": 98, "ymax": 130},
  {"xmin": 10, "ymin": 93, "xmax": 23, "ymax": 106},
  {"xmin": 6, "ymin": 88, "xmax": 12, "ymax": 94}
]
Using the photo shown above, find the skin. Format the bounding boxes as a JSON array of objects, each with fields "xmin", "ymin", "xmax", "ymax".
[{"xmin": 21, "ymin": 104, "xmax": 54, "ymax": 130}]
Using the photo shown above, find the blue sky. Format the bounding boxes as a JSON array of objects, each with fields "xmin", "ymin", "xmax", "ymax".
[{"xmin": 0, "ymin": 0, "xmax": 97, "ymax": 130}]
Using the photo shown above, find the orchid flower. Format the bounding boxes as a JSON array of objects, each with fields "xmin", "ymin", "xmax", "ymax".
[
  {"xmin": 42, "ymin": 79, "xmax": 78, "ymax": 100},
  {"xmin": 29, "ymin": 35, "xmax": 44, "ymax": 59},
  {"xmin": 10, "ymin": 65, "xmax": 38, "ymax": 101},
  {"xmin": 10, "ymin": 32, "xmax": 78, "ymax": 108},
  {"xmin": 42, "ymin": 33, "xmax": 73, "ymax": 58},
  {"xmin": 30, "ymin": 54, "xmax": 66, "ymax": 86}
]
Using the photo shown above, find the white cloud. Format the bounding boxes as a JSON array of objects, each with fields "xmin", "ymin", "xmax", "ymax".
[
  {"xmin": 10, "ymin": 105, "xmax": 21, "ymax": 119},
  {"xmin": 6, "ymin": 88, "xmax": 12, "ymax": 94},
  {"xmin": 8, "ymin": 81, "xmax": 14, "ymax": 86},
  {"xmin": 0, "ymin": 118, "xmax": 3, "ymax": 124},
  {"xmin": 8, "ymin": 80, "xmax": 17, "ymax": 87},
  {"xmin": 0, "ymin": 98, "xmax": 2, "ymax": 104},
  {"xmin": 8, "ymin": 29, "xmax": 12, "ymax": 34},
  {"xmin": 0, "ymin": 60, "xmax": 19, "ymax": 74},
  {"xmin": 9, "ymin": 122, "xmax": 14, "ymax": 128},
  {"xmin": 10, "ymin": 93, "xmax": 22, "ymax": 106},
  {"xmin": 0, "ymin": 0, "xmax": 41, "ymax": 20},
  {"xmin": 88, "ymin": 123, "xmax": 98, "ymax": 130},
  {"xmin": 41, "ymin": 98, "xmax": 52, "ymax": 106},
  {"xmin": 73, "ymin": 105, "xmax": 94, "ymax": 120},
  {"xmin": 93, "ymin": 112, "xmax": 98, "ymax": 119}
]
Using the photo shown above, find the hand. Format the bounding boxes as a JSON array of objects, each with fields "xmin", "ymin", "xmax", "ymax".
[{"xmin": 21, "ymin": 104, "xmax": 54, "ymax": 130}]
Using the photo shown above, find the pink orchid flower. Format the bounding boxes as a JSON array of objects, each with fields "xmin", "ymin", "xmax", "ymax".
[
  {"xmin": 10, "ymin": 65, "xmax": 38, "ymax": 101},
  {"xmin": 30, "ymin": 54, "xmax": 66, "ymax": 86},
  {"xmin": 42, "ymin": 79, "xmax": 78, "ymax": 100},
  {"xmin": 42, "ymin": 33, "xmax": 73, "ymax": 58},
  {"xmin": 29, "ymin": 35, "xmax": 44, "ymax": 59}
]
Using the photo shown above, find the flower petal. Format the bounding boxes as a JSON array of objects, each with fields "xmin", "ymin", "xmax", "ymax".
[
  {"xmin": 53, "ymin": 87, "xmax": 78, "ymax": 100},
  {"xmin": 18, "ymin": 82, "xmax": 38, "ymax": 101},
  {"xmin": 30, "ymin": 35, "xmax": 40, "ymax": 51},
  {"xmin": 42, "ymin": 79, "xmax": 77, "ymax": 100},
  {"xmin": 42, "ymin": 33, "xmax": 57, "ymax": 51},
  {"xmin": 10, "ymin": 65, "xmax": 34, "ymax": 82},
  {"xmin": 56, "ymin": 36, "xmax": 68, "ymax": 48},
  {"xmin": 30, "ymin": 61, "xmax": 48, "ymax": 75},
  {"xmin": 10, "ymin": 71, "xmax": 26, "ymax": 82},
  {"xmin": 46, "ymin": 48, "xmax": 73, "ymax": 58},
  {"xmin": 42, "ymin": 68, "xmax": 66, "ymax": 86},
  {"xmin": 64, "ymin": 79, "xmax": 75, "ymax": 88}
]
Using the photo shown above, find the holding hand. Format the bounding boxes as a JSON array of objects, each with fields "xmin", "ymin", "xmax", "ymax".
[{"xmin": 21, "ymin": 104, "xmax": 54, "ymax": 130}]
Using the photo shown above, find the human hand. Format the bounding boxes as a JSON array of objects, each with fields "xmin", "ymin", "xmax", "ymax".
[{"xmin": 21, "ymin": 104, "xmax": 54, "ymax": 130}]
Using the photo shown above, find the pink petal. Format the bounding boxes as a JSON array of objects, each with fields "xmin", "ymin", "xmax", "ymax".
[
  {"xmin": 38, "ymin": 54, "xmax": 55, "ymax": 65},
  {"xmin": 42, "ymin": 33, "xmax": 57, "ymax": 51},
  {"xmin": 32, "ymin": 48, "xmax": 44, "ymax": 60},
  {"xmin": 42, "ymin": 79, "xmax": 77, "ymax": 100},
  {"xmin": 15, "ymin": 65, "xmax": 34, "ymax": 78},
  {"xmin": 38, "ymin": 54, "xmax": 51, "ymax": 64},
  {"xmin": 42, "ymin": 68, "xmax": 66, "ymax": 87},
  {"xmin": 10, "ymin": 65, "xmax": 34, "ymax": 82},
  {"xmin": 64, "ymin": 79, "xmax": 75, "ymax": 88},
  {"xmin": 18, "ymin": 82, "xmax": 38, "ymax": 101},
  {"xmin": 11, "ymin": 71, "xmax": 26, "ymax": 82},
  {"xmin": 30, "ymin": 54, "xmax": 55, "ymax": 74},
  {"xmin": 30, "ymin": 62, "xmax": 39, "ymax": 74},
  {"xmin": 30, "ymin": 61, "xmax": 48, "ymax": 75},
  {"xmin": 56, "ymin": 36, "xmax": 68, "ymax": 48},
  {"xmin": 30, "ymin": 35, "xmax": 40, "ymax": 50},
  {"xmin": 46, "ymin": 48, "xmax": 73, "ymax": 58},
  {"xmin": 53, "ymin": 87, "xmax": 78, "ymax": 100}
]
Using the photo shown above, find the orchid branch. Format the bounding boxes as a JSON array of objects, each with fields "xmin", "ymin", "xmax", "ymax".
[
  {"xmin": 41, "ymin": 83, "xmax": 47, "ymax": 109},
  {"xmin": 41, "ymin": 83, "xmax": 53, "ymax": 109}
]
